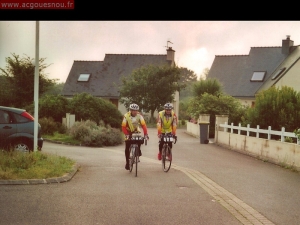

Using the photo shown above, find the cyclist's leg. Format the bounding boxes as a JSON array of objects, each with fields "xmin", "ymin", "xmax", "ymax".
[
  {"xmin": 158, "ymin": 138, "xmax": 163, "ymax": 160},
  {"xmin": 129, "ymin": 144, "xmax": 135, "ymax": 172},
  {"xmin": 125, "ymin": 141, "xmax": 130, "ymax": 170},
  {"xmin": 138, "ymin": 143, "xmax": 142, "ymax": 156}
]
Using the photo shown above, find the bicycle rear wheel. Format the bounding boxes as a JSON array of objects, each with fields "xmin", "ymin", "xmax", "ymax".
[{"xmin": 162, "ymin": 145, "xmax": 172, "ymax": 172}]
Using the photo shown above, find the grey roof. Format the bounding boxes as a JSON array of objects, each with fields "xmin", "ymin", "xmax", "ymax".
[
  {"xmin": 62, "ymin": 54, "xmax": 171, "ymax": 98},
  {"xmin": 207, "ymin": 47, "xmax": 288, "ymax": 98}
]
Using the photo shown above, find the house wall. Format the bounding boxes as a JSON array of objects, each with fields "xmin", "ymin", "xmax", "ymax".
[
  {"xmin": 237, "ymin": 98, "xmax": 255, "ymax": 108},
  {"xmin": 275, "ymin": 60, "xmax": 300, "ymax": 91}
]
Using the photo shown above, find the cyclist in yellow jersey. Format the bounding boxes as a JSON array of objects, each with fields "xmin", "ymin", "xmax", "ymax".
[
  {"xmin": 121, "ymin": 103, "xmax": 149, "ymax": 170},
  {"xmin": 156, "ymin": 103, "xmax": 177, "ymax": 160}
]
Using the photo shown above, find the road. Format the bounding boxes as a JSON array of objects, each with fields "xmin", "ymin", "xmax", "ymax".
[{"xmin": 0, "ymin": 128, "xmax": 299, "ymax": 225}]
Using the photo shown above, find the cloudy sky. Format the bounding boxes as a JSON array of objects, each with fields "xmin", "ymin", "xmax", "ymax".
[{"xmin": 1, "ymin": 21, "xmax": 300, "ymax": 82}]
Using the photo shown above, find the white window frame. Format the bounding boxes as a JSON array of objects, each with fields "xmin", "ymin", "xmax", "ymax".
[
  {"xmin": 78, "ymin": 73, "xmax": 91, "ymax": 82},
  {"xmin": 271, "ymin": 68, "xmax": 286, "ymax": 80},
  {"xmin": 251, "ymin": 71, "xmax": 266, "ymax": 81}
]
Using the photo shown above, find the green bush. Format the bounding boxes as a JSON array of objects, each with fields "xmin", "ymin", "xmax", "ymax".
[
  {"xmin": 68, "ymin": 93, "xmax": 123, "ymax": 128},
  {"xmin": 39, "ymin": 95, "xmax": 70, "ymax": 123},
  {"xmin": 39, "ymin": 117, "xmax": 66, "ymax": 135},
  {"xmin": 243, "ymin": 86, "xmax": 300, "ymax": 132},
  {"xmin": 68, "ymin": 120, "xmax": 123, "ymax": 147},
  {"xmin": 68, "ymin": 120, "xmax": 92, "ymax": 140}
]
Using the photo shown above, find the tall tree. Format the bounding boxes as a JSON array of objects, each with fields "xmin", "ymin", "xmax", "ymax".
[
  {"xmin": 0, "ymin": 75, "xmax": 12, "ymax": 106},
  {"xmin": 179, "ymin": 67, "xmax": 198, "ymax": 83},
  {"xmin": 0, "ymin": 53, "xmax": 58, "ymax": 108},
  {"xmin": 119, "ymin": 64, "xmax": 183, "ymax": 121},
  {"xmin": 178, "ymin": 67, "xmax": 198, "ymax": 100},
  {"xmin": 199, "ymin": 67, "xmax": 210, "ymax": 80},
  {"xmin": 41, "ymin": 82, "xmax": 65, "ymax": 96}
]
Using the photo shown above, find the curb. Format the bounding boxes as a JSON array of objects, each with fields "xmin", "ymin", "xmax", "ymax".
[
  {"xmin": 43, "ymin": 138, "xmax": 82, "ymax": 146},
  {"xmin": 0, "ymin": 163, "xmax": 80, "ymax": 185}
]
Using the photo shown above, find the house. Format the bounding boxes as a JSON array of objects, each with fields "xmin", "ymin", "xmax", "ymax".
[
  {"xmin": 62, "ymin": 47, "xmax": 179, "ymax": 117},
  {"xmin": 207, "ymin": 35, "xmax": 300, "ymax": 107}
]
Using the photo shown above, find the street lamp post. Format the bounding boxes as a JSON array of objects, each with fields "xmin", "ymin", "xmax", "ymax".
[{"xmin": 34, "ymin": 21, "xmax": 39, "ymax": 151}]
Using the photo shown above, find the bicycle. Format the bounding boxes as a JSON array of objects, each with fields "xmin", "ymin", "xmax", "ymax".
[
  {"xmin": 160, "ymin": 133, "xmax": 177, "ymax": 172},
  {"xmin": 127, "ymin": 133, "xmax": 147, "ymax": 177}
]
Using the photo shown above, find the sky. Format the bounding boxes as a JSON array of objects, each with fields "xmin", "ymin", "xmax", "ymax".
[{"xmin": 1, "ymin": 21, "xmax": 300, "ymax": 83}]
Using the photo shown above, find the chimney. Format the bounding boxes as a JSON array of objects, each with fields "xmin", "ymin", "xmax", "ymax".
[
  {"xmin": 167, "ymin": 47, "xmax": 175, "ymax": 64},
  {"xmin": 282, "ymin": 35, "xmax": 294, "ymax": 55}
]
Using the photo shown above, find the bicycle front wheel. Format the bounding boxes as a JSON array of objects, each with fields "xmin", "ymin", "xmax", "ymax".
[
  {"xmin": 162, "ymin": 145, "xmax": 172, "ymax": 172},
  {"xmin": 129, "ymin": 146, "xmax": 134, "ymax": 172},
  {"xmin": 135, "ymin": 146, "xmax": 138, "ymax": 177}
]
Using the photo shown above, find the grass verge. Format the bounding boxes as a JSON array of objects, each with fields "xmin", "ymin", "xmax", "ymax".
[
  {"xmin": 44, "ymin": 132, "xmax": 81, "ymax": 145},
  {"xmin": 0, "ymin": 150, "xmax": 75, "ymax": 180}
]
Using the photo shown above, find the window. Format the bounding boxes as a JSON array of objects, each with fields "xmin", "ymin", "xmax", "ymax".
[
  {"xmin": 251, "ymin": 71, "xmax": 266, "ymax": 81},
  {"xmin": 271, "ymin": 67, "xmax": 286, "ymax": 80},
  {"xmin": 78, "ymin": 73, "xmax": 91, "ymax": 82}
]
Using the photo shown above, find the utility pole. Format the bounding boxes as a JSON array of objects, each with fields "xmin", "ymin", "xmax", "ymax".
[{"xmin": 34, "ymin": 21, "xmax": 39, "ymax": 151}]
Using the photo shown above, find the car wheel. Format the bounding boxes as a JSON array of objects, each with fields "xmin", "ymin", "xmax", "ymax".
[{"xmin": 13, "ymin": 140, "xmax": 32, "ymax": 153}]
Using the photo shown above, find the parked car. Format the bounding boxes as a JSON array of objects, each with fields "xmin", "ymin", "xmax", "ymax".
[{"xmin": 0, "ymin": 106, "xmax": 43, "ymax": 152}]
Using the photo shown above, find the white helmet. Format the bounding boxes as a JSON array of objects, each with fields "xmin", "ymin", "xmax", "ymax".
[
  {"xmin": 129, "ymin": 103, "xmax": 139, "ymax": 110},
  {"xmin": 164, "ymin": 103, "xmax": 173, "ymax": 109}
]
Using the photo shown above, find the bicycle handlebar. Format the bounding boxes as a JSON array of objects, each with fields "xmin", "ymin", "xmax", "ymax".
[
  {"xmin": 125, "ymin": 135, "xmax": 147, "ymax": 145},
  {"xmin": 174, "ymin": 136, "xmax": 177, "ymax": 144},
  {"xmin": 160, "ymin": 133, "xmax": 177, "ymax": 144}
]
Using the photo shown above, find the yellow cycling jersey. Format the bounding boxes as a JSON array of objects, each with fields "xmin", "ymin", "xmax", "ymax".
[
  {"xmin": 121, "ymin": 111, "xmax": 148, "ymax": 135},
  {"xmin": 157, "ymin": 110, "xmax": 177, "ymax": 134}
]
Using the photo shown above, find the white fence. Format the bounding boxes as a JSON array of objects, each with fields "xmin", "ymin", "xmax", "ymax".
[
  {"xmin": 220, "ymin": 122, "xmax": 300, "ymax": 144},
  {"xmin": 186, "ymin": 119, "xmax": 300, "ymax": 171}
]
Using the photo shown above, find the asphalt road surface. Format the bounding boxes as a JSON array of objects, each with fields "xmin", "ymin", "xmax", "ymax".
[{"xmin": 0, "ymin": 128, "xmax": 299, "ymax": 225}]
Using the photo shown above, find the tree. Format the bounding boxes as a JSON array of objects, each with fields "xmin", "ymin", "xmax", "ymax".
[
  {"xmin": 179, "ymin": 98, "xmax": 193, "ymax": 121},
  {"xmin": 199, "ymin": 67, "xmax": 210, "ymax": 80},
  {"xmin": 0, "ymin": 53, "xmax": 58, "ymax": 108},
  {"xmin": 119, "ymin": 64, "xmax": 183, "ymax": 121},
  {"xmin": 0, "ymin": 75, "xmax": 13, "ymax": 106},
  {"xmin": 179, "ymin": 67, "xmax": 198, "ymax": 83},
  {"xmin": 41, "ymin": 82, "xmax": 65, "ymax": 96},
  {"xmin": 188, "ymin": 93, "xmax": 246, "ymax": 124},
  {"xmin": 188, "ymin": 93, "xmax": 246, "ymax": 137},
  {"xmin": 178, "ymin": 68, "xmax": 210, "ymax": 120},
  {"xmin": 187, "ymin": 78, "xmax": 244, "ymax": 138},
  {"xmin": 192, "ymin": 78, "xmax": 222, "ymax": 97},
  {"xmin": 178, "ymin": 67, "xmax": 198, "ymax": 100}
]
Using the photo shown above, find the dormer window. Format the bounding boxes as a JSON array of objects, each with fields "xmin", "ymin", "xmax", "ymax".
[
  {"xmin": 251, "ymin": 71, "xmax": 266, "ymax": 82},
  {"xmin": 78, "ymin": 73, "xmax": 91, "ymax": 82},
  {"xmin": 271, "ymin": 67, "xmax": 286, "ymax": 80}
]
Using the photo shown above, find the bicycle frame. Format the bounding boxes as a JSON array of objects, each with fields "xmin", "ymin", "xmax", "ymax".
[
  {"xmin": 128, "ymin": 133, "xmax": 146, "ymax": 177},
  {"xmin": 161, "ymin": 133, "xmax": 177, "ymax": 172}
]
